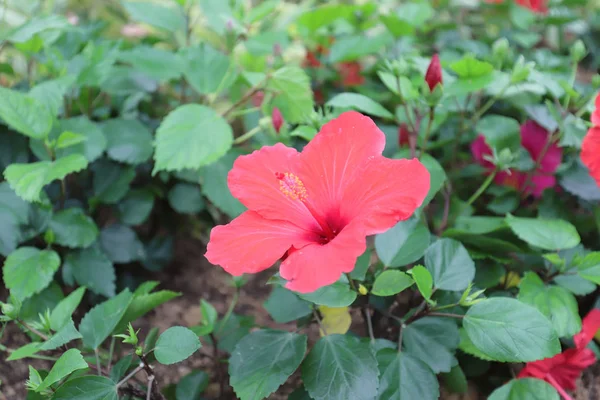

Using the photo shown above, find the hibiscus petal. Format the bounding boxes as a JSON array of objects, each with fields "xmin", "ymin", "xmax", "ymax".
[
  {"xmin": 280, "ymin": 221, "xmax": 367, "ymax": 293},
  {"xmin": 574, "ymin": 308, "xmax": 600, "ymax": 349},
  {"xmin": 471, "ymin": 135, "xmax": 494, "ymax": 169},
  {"xmin": 205, "ymin": 211, "xmax": 313, "ymax": 276},
  {"xmin": 593, "ymin": 93, "xmax": 600, "ymax": 126},
  {"xmin": 227, "ymin": 143, "xmax": 318, "ymax": 232},
  {"xmin": 297, "ymin": 111, "xmax": 386, "ymax": 217},
  {"xmin": 521, "ymin": 120, "xmax": 562, "ymax": 173},
  {"xmin": 582, "ymin": 127, "xmax": 600, "ymax": 186},
  {"xmin": 339, "ymin": 157, "xmax": 430, "ymax": 235},
  {"xmin": 553, "ymin": 348, "xmax": 596, "ymax": 391},
  {"xmin": 527, "ymin": 173, "xmax": 556, "ymax": 198}
]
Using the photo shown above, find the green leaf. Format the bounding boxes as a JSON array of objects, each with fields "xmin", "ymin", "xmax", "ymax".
[
  {"xmin": 153, "ymin": 104, "xmax": 233, "ymax": 173},
  {"xmin": 575, "ymin": 252, "xmax": 600, "ymax": 284},
  {"xmin": 372, "ymin": 270, "xmax": 414, "ymax": 296},
  {"xmin": 102, "ymin": 119, "xmax": 153, "ymax": 165},
  {"xmin": 52, "ymin": 376, "xmax": 118, "ymax": 400},
  {"xmin": 6, "ymin": 15, "xmax": 68, "ymax": 43},
  {"xmin": 192, "ymin": 299, "xmax": 218, "ymax": 336},
  {"xmin": 176, "ymin": 370, "xmax": 209, "ymax": 400},
  {"xmin": 168, "ymin": 183, "xmax": 205, "ymax": 214},
  {"xmin": 3, "ymin": 247, "xmax": 60, "ymax": 300},
  {"xmin": 118, "ymin": 46, "xmax": 183, "ymax": 82},
  {"xmin": 302, "ymin": 335, "xmax": 379, "ymax": 400},
  {"xmin": 215, "ymin": 313, "xmax": 254, "ymax": 353},
  {"xmin": 6, "ymin": 342, "xmax": 41, "ymax": 361},
  {"xmin": 350, "ymin": 249, "xmax": 371, "ymax": 281},
  {"xmin": 0, "ymin": 86, "xmax": 52, "ymax": 139},
  {"xmin": 425, "ymin": 239, "xmax": 475, "ymax": 291},
  {"xmin": 477, "ymin": 115, "xmax": 521, "ymax": 152},
  {"xmin": 229, "ymin": 330, "xmax": 307, "ymax": 400},
  {"xmin": 65, "ymin": 247, "xmax": 115, "ymax": 298},
  {"xmin": 327, "ymin": 34, "xmax": 393, "ymax": 63},
  {"xmin": 55, "ymin": 131, "xmax": 86, "ymax": 149},
  {"xmin": 450, "ymin": 55, "xmax": 494, "ymax": 78},
  {"xmin": 441, "ymin": 365, "xmax": 468, "ymax": 395},
  {"xmin": 375, "ymin": 218, "xmax": 430, "ymax": 267},
  {"xmin": 264, "ymin": 286, "xmax": 312, "ymax": 324},
  {"xmin": 376, "ymin": 349, "xmax": 439, "ymax": 400},
  {"xmin": 518, "ymin": 272, "xmax": 581, "ymax": 337},
  {"xmin": 505, "ymin": 214, "xmax": 580, "ymax": 251},
  {"xmin": 48, "ymin": 208, "xmax": 98, "ymax": 248},
  {"xmin": 117, "ymin": 189, "xmax": 155, "ymax": 226},
  {"xmin": 296, "ymin": 4, "xmax": 357, "ymax": 32},
  {"xmin": 36, "ymin": 348, "xmax": 87, "ymax": 392},
  {"xmin": 298, "ymin": 281, "xmax": 357, "ymax": 307},
  {"xmin": 463, "ymin": 298, "xmax": 560, "ymax": 362},
  {"xmin": 100, "ymin": 224, "xmax": 145, "ymax": 263},
  {"xmin": 57, "ymin": 117, "xmax": 107, "ymax": 162},
  {"xmin": 79, "ymin": 290, "xmax": 133, "ymax": 349},
  {"xmin": 181, "ymin": 44, "xmax": 232, "ymax": 94},
  {"xmin": 154, "ymin": 326, "xmax": 201, "ymax": 365},
  {"xmin": 39, "ymin": 319, "xmax": 82, "ymax": 351},
  {"xmin": 201, "ymin": 151, "xmax": 246, "ymax": 218},
  {"xmin": 402, "ymin": 317, "xmax": 459, "ymax": 373},
  {"xmin": 560, "ymin": 162, "xmax": 600, "ymax": 201},
  {"xmin": 4, "ymin": 154, "xmax": 87, "ymax": 202},
  {"xmin": 50, "ymin": 287, "xmax": 86, "ymax": 331},
  {"xmin": 29, "ymin": 76, "xmax": 74, "ymax": 118},
  {"xmin": 489, "ymin": 378, "xmax": 559, "ymax": 400},
  {"xmin": 267, "ymin": 66, "xmax": 313, "ymax": 123},
  {"xmin": 410, "ymin": 265, "xmax": 433, "ymax": 302},
  {"xmin": 122, "ymin": 1, "xmax": 185, "ymax": 32},
  {"xmin": 115, "ymin": 289, "xmax": 181, "ymax": 333},
  {"xmin": 109, "ymin": 354, "xmax": 133, "ymax": 383},
  {"xmin": 327, "ymin": 93, "xmax": 394, "ymax": 120},
  {"xmin": 92, "ymin": 159, "xmax": 136, "ymax": 204}
]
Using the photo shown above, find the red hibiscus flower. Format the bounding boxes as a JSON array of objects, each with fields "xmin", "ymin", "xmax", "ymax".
[
  {"xmin": 425, "ymin": 54, "xmax": 442, "ymax": 91},
  {"xmin": 337, "ymin": 61, "xmax": 365, "ymax": 87},
  {"xmin": 205, "ymin": 112, "xmax": 430, "ymax": 293},
  {"xmin": 519, "ymin": 309, "xmax": 600, "ymax": 400},
  {"xmin": 581, "ymin": 93, "xmax": 600, "ymax": 186},
  {"xmin": 485, "ymin": 0, "xmax": 547, "ymax": 14},
  {"xmin": 470, "ymin": 120, "xmax": 562, "ymax": 198}
]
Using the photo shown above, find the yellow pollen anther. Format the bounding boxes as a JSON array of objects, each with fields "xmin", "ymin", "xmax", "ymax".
[{"xmin": 276, "ymin": 172, "xmax": 307, "ymax": 201}]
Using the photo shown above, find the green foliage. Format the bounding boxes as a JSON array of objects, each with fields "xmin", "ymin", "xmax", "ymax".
[
  {"xmin": 154, "ymin": 326, "xmax": 201, "ymax": 365},
  {"xmin": 79, "ymin": 290, "xmax": 133, "ymax": 350},
  {"xmin": 488, "ymin": 378, "xmax": 559, "ymax": 400},
  {"xmin": 372, "ymin": 270, "xmax": 414, "ymax": 296},
  {"xmin": 3, "ymin": 247, "xmax": 61, "ymax": 300}
]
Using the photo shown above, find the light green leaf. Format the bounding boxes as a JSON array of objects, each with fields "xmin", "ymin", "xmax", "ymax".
[
  {"xmin": 410, "ymin": 265, "xmax": 433, "ymax": 302},
  {"xmin": 117, "ymin": 189, "xmax": 155, "ymax": 226},
  {"xmin": 3, "ymin": 247, "xmax": 60, "ymax": 300},
  {"xmin": 268, "ymin": 66, "xmax": 314, "ymax": 123},
  {"xmin": 350, "ymin": 249, "xmax": 371, "ymax": 281},
  {"xmin": 575, "ymin": 252, "xmax": 600, "ymax": 284},
  {"xmin": 176, "ymin": 370, "xmax": 209, "ymax": 400},
  {"xmin": 55, "ymin": 131, "xmax": 87, "ymax": 149},
  {"xmin": 0, "ymin": 86, "xmax": 53, "ymax": 139},
  {"xmin": 201, "ymin": 151, "xmax": 246, "ymax": 218},
  {"xmin": 48, "ymin": 208, "xmax": 98, "ymax": 248},
  {"xmin": 7, "ymin": 15, "xmax": 69, "ymax": 43},
  {"xmin": 264, "ymin": 286, "xmax": 312, "ymax": 324},
  {"xmin": 4, "ymin": 154, "xmax": 87, "ymax": 202},
  {"xmin": 477, "ymin": 115, "xmax": 521, "ymax": 152},
  {"xmin": 115, "ymin": 289, "xmax": 181, "ymax": 333},
  {"xmin": 425, "ymin": 238, "xmax": 475, "ymax": 291},
  {"xmin": 328, "ymin": 34, "xmax": 393, "ymax": 63},
  {"xmin": 402, "ymin": 317, "xmax": 459, "ymax": 373},
  {"xmin": 298, "ymin": 282, "xmax": 357, "ymax": 307},
  {"xmin": 168, "ymin": 183, "xmax": 205, "ymax": 214},
  {"xmin": 181, "ymin": 44, "xmax": 232, "ymax": 94},
  {"xmin": 122, "ymin": 1, "xmax": 185, "ymax": 32},
  {"xmin": 489, "ymin": 378, "xmax": 559, "ymax": 400},
  {"xmin": 36, "ymin": 348, "xmax": 87, "ymax": 392},
  {"xmin": 100, "ymin": 224, "xmax": 145, "ymax": 263},
  {"xmin": 375, "ymin": 218, "xmax": 430, "ymax": 267},
  {"xmin": 52, "ymin": 376, "xmax": 118, "ymax": 400},
  {"xmin": 229, "ymin": 330, "xmax": 307, "ymax": 400},
  {"xmin": 28, "ymin": 76, "xmax": 74, "ymax": 117},
  {"xmin": 6, "ymin": 342, "xmax": 42, "ymax": 361},
  {"xmin": 463, "ymin": 298, "xmax": 560, "ymax": 362},
  {"xmin": 327, "ymin": 93, "xmax": 394, "ymax": 120},
  {"xmin": 50, "ymin": 287, "xmax": 86, "ymax": 331},
  {"xmin": 40, "ymin": 319, "xmax": 82, "ymax": 351},
  {"xmin": 118, "ymin": 46, "xmax": 183, "ymax": 82},
  {"xmin": 79, "ymin": 290, "xmax": 133, "ymax": 349},
  {"xmin": 518, "ymin": 272, "xmax": 581, "ymax": 337},
  {"xmin": 154, "ymin": 326, "xmax": 201, "ymax": 365},
  {"xmin": 506, "ymin": 214, "xmax": 580, "ymax": 251},
  {"xmin": 450, "ymin": 55, "xmax": 494, "ymax": 78},
  {"xmin": 376, "ymin": 349, "xmax": 439, "ymax": 400},
  {"xmin": 153, "ymin": 104, "xmax": 233, "ymax": 173},
  {"xmin": 102, "ymin": 119, "xmax": 153, "ymax": 165},
  {"xmin": 57, "ymin": 117, "xmax": 107, "ymax": 162},
  {"xmin": 302, "ymin": 335, "xmax": 379, "ymax": 400},
  {"xmin": 295, "ymin": 4, "xmax": 357, "ymax": 32},
  {"xmin": 65, "ymin": 247, "xmax": 115, "ymax": 298},
  {"xmin": 372, "ymin": 270, "xmax": 414, "ymax": 296}
]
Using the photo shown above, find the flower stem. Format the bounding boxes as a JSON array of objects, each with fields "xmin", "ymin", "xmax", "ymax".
[
  {"xmin": 116, "ymin": 364, "xmax": 144, "ymax": 388},
  {"xmin": 466, "ymin": 169, "xmax": 497, "ymax": 205},
  {"xmin": 420, "ymin": 107, "xmax": 435, "ymax": 157},
  {"xmin": 233, "ymin": 126, "xmax": 262, "ymax": 145},
  {"xmin": 216, "ymin": 288, "xmax": 239, "ymax": 335},
  {"xmin": 427, "ymin": 312, "xmax": 464, "ymax": 319},
  {"xmin": 313, "ymin": 308, "xmax": 327, "ymax": 336},
  {"xmin": 95, "ymin": 348, "xmax": 102, "ymax": 376}
]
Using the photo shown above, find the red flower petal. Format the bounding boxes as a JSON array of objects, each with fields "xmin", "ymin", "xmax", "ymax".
[
  {"xmin": 339, "ymin": 157, "xmax": 430, "ymax": 235},
  {"xmin": 296, "ymin": 111, "xmax": 386, "ymax": 223},
  {"xmin": 205, "ymin": 211, "xmax": 314, "ymax": 276},
  {"xmin": 521, "ymin": 121, "xmax": 561, "ymax": 174},
  {"xmin": 582, "ymin": 127, "xmax": 600, "ymax": 186},
  {"xmin": 593, "ymin": 93, "xmax": 600, "ymax": 126},
  {"xmin": 527, "ymin": 174, "xmax": 556, "ymax": 198},
  {"xmin": 574, "ymin": 308, "xmax": 600, "ymax": 349},
  {"xmin": 337, "ymin": 62, "xmax": 365, "ymax": 87},
  {"xmin": 227, "ymin": 143, "xmax": 318, "ymax": 232},
  {"xmin": 516, "ymin": 0, "xmax": 548, "ymax": 13},
  {"xmin": 425, "ymin": 54, "xmax": 443, "ymax": 91},
  {"xmin": 471, "ymin": 135, "xmax": 495, "ymax": 169},
  {"xmin": 280, "ymin": 221, "xmax": 367, "ymax": 293}
]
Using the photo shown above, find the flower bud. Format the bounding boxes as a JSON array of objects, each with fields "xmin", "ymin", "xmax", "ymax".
[
  {"xmin": 570, "ymin": 39, "xmax": 587, "ymax": 63},
  {"xmin": 398, "ymin": 124, "xmax": 410, "ymax": 147},
  {"xmin": 272, "ymin": 107, "xmax": 284, "ymax": 134},
  {"xmin": 425, "ymin": 54, "xmax": 442, "ymax": 91},
  {"xmin": 510, "ymin": 56, "xmax": 534, "ymax": 84},
  {"xmin": 358, "ymin": 284, "xmax": 368, "ymax": 296}
]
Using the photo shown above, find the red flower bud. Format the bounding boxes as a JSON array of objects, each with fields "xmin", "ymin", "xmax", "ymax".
[
  {"xmin": 425, "ymin": 54, "xmax": 442, "ymax": 91},
  {"xmin": 251, "ymin": 91, "xmax": 265, "ymax": 107},
  {"xmin": 272, "ymin": 108, "xmax": 284, "ymax": 133},
  {"xmin": 398, "ymin": 124, "xmax": 410, "ymax": 147}
]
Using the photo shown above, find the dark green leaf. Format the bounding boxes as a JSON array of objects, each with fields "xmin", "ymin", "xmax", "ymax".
[
  {"xmin": 50, "ymin": 287, "xmax": 86, "ymax": 331},
  {"xmin": 402, "ymin": 317, "xmax": 459, "ymax": 373},
  {"xmin": 488, "ymin": 378, "xmax": 559, "ymax": 400},
  {"xmin": 3, "ymin": 247, "xmax": 60, "ymax": 300},
  {"xmin": 48, "ymin": 208, "xmax": 98, "ymax": 248},
  {"xmin": 102, "ymin": 119, "xmax": 153, "ymax": 164},
  {"xmin": 477, "ymin": 115, "xmax": 521, "ymax": 152},
  {"xmin": 176, "ymin": 370, "xmax": 209, "ymax": 400},
  {"xmin": 298, "ymin": 281, "xmax": 357, "ymax": 307},
  {"xmin": 376, "ymin": 349, "xmax": 439, "ymax": 400},
  {"xmin": 168, "ymin": 183, "xmax": 205, "ymax": 214},
  {"xmin": 110, "ymin": 354, "xmax": 133, "ymax": 383},
  {"xmin": 79, "ymin": 290, "xmax": 133, "ymax": 349},
  {"xmin": 506, "ymin": 214, "xmax": 580, "ymax": 251},
  {"xmin": 375, "ymin": 218, "xmax": 430, "ymax": 267},
  {"xmin": 36, "ymin": 348, "xmax": 87, "ymax": 392},
  {"xmin": 154, "ymin": 326, "xmax": 201, "ymax": 365},
  {"xmin": 200, "ymin": 151, "xmax": 246, "ymax": 218},
  {"xmin": 57, "ymin": 117, "xmax": 107, "ymax": 162},
  {"xmin": 425, "ymin": 239, "xmax": 475, "ymax": 291},
  {"xmin": 327, "ymin": 93, "xmax": 394, "ymax": 120},
  {"xmin": 115, "ymin": 289, "xmax": 180, "ymax": 333},
  {"xmin": 92, "ymin": 159, "xmax": 136, "ymax": 204},
  {"xmin": 65, "ymin": 247, "xmax": 115, "ymax": 298},
  {"xmin": 264, "ymin": 286, "xmax": 312, "ymax": 323},
  {"xmin": 52, "ymin": 376, "xmax": 118, "ymax": 400},
  {"xmin": 100, "ymin": 224, "xmax": 145, "ymax": 263},
  {"xmin": 118, "ymin": 46, "xmax": 183, "ymax": 82},
  {"xmin": 118, "ymin": 189, "xmax": 155, "ymax": 226}
]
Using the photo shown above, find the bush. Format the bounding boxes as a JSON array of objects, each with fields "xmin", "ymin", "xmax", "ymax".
[{"xmin": 1, "ymin": 0, "xmax": 600, "ymax": 399}]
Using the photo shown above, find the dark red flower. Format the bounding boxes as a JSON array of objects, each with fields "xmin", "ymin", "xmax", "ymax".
[
  {"xmin": 581, "ymin": 93, "xmax": 600, "ymax": 186},
  {"xmin": 398, "ymin": 124, "xmax": 411, "ymax": 147},
  {"xmin": 205, "ymin": 112, "xmax": 430, "ymax": 293},
  {"xmin": 425, "ymin": 54, "xmax": 442, "ymax": 91},
  {"xmin": 519, "ymin": 309, "xmax": 600, "ymax": 400},
  {"xmin": 470, "ymin": 121, "xmax": 562, "ymax": 198},
  {"xmin": 337, "ymin": 61, "xmax": 365, "ymax": 87},
  {"xmin": 272, "ymin": 107, "xmax": 283, "ymax": 134},
  {"xmin": 304, "ymin": 50, "xmax": 322, "ymax": 68}
]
